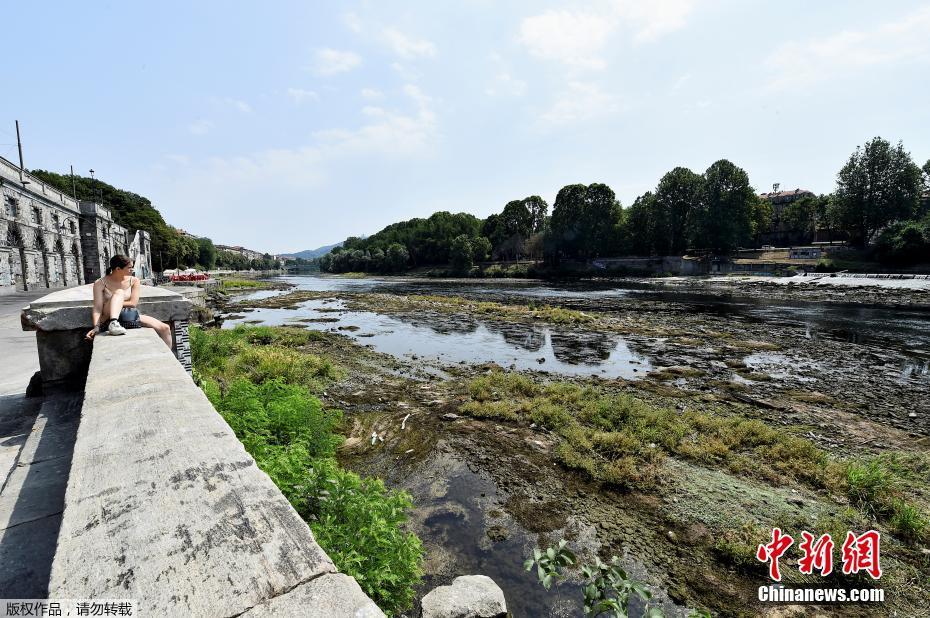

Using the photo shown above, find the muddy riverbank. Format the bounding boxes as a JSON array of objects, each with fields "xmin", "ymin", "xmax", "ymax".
[{"xmin": 217, "ymin": 275, "xmax": 930, "ymax": 616}]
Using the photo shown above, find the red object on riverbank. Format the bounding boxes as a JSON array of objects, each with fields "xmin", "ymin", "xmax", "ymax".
[{"xmin": 169, "ymin": 273, "xmax": 210, "ymax": 282}]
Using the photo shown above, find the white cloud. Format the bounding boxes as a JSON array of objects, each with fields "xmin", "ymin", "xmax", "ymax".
[
  {"xmin": 360, "ymin": 88, "xmax": 384, "ymax": 100},
  {"xmin": 312, "ymin": 48, "xmax": 362, "ymax": 76},
  {"xmin": 188, "ymin": 119, "xmax": 213, "ymax": 135},
  {"xmin": 313, "ymin": 84, "xmax": 437, "ymax": 156},
  {"xmin": 518, "ymin": 1, "xmax": 697, "ymax": 70},
  {"xmin": 382, "ymin": 27, "xmax": 437, "ymax": 59},
  {"xmin": 613, "ymin": 0, "xmax": 696, "ymax": 44},
  {"xmin": 287, "ymin": 88, "xmax": 320, "ymax": 105},
  {"xmin": 765, "ymin": 6, "xmax": 930, "ymax": 89},
  {"xmin": 390, "ymin": 62, "xmax": 421, "ymax": 81},
  {"xmin": 518, "ymin": 10, "xmax": 614, "ymax": 70},
  {"xmin": 221, "ymin": 98, "xmax": 252, "ymax": 113},
  {"xmin": 538, "ymin": 81, "xmax": 623, "ymax": 126},
  {"xmin": 487, "ymin": 71, "xmax": 527, "ymax": 97},
  {"xmin": 343, "ymin": 11, "xmax": 363, "ymax": 34},
  {"xmin": 486, "ymin": 52, "xmax": 528, "ymax": 97}
]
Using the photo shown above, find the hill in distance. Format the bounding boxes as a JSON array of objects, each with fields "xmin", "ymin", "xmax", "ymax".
[{"xmin": 290, "ymin": 242, "xmax": 342, "ymax": 259}]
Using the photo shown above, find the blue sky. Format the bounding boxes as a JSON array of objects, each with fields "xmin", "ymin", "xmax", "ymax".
[{"xmin": 2, "ymin": 1, "xmax": 928, "ymax": 254}]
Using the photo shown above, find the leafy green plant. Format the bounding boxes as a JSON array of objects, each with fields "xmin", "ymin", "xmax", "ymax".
[
  {"xmin": 580, "ymin": 556, "xmax": 661, "ymax": 618},
  {"xmin": 193, "ymin": 325, "xmax": 424, "ymax": 615},
  {"xmin": 526, "ymin": 541, "xmax": 665, "ymax": 618},
  {"xmin": 524, "ymin": 539, "xmax": 576, "ymax": 589}
]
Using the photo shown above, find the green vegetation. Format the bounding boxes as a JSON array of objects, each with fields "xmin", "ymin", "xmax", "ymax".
[
  {"xmin": 842, "ymin": 455, "xmax": 929, "ymax": 542},
  {"xmin": 833, "ymin": 137, "xmax": 924, "ymax": 247},
  {"xmin": 525, "ymin": 540, "xmax": 664, "ymax": 618},
  {"xmin": 461, "ymin": 369, "xmax": 930, "ymax": 551},
  {"xmin": 31, "ymin": 169, "xmax": 280, "ymax": 272},
  {"xmin": 461, "ymin": 369, "xmax": 827, "ymax": 490},
  {"xmin": 220, "ymin": 278, "xmax": 279, "ymax": 290},
  {"xmin": 191, "ymin": 325, "xmax": 423, "ymax": 615},
  {"xmin": 397, "ymin": 295, "xmax": 593, "ymax": 325},
  {"xmin": 874, "ymin": 218, "xmax": 930, "ymax": 265},
  {"xmin": 319, "ymin": 136, "xmax": 929, "ymax": 275}
]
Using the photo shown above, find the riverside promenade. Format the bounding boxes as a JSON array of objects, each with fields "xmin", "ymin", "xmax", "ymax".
[
  {"xmin": 0, "ymin": 288, "xmax": 388, "ymax": 616},
  {"xmin": 0, "ymin": 289, "xmax": 80, "ymax": 596}
]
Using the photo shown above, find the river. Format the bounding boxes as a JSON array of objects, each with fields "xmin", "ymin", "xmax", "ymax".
[{"xmin": 222, "ymin": 275, "xmax": 930, "ymax": 616}]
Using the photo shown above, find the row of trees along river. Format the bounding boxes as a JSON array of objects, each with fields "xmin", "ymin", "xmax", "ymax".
[{"xmin": 319, "ymin": 137, "xmax": 930, "ymax": 275}]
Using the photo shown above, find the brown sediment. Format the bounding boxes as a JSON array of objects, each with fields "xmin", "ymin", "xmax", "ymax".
[{"xmin": 221, "ymin": 282, "xmax": 930, "ymax": 616}]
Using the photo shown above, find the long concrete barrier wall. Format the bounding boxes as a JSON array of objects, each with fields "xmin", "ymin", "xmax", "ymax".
[{"xmin": 47, "ymin": 329, "xmax": 383, "ymax": 617}]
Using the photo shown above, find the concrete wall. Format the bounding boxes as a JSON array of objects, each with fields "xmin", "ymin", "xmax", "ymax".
[
  {"xmin": 48, "ymin": 329, "xmax": 384, "ymax": 617},
  {"xmin": 592, "ymin": 256, "xmax": 707, "ymax": 275}
]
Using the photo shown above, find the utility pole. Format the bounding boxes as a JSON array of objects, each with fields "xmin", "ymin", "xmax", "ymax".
[{"xmin": 15, "ymin": 120, "xmax": 29, "ymax": 185}]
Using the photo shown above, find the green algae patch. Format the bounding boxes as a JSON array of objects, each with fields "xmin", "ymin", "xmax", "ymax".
[{"xmin": 458, "ymin": 368, "xmax": 829, "ymax": 491}]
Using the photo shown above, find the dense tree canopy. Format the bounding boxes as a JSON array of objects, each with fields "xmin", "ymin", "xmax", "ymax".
[
  {"xmin": 832, "ymin": 137, "xmax": 922, "ymax": 246},
  {"xmin": 320, "ymin": 137, "xmax": 928, "ymax": 274},
  {"xmin": 688, "ymin": 160, "xmax": 761, "ymax": 252},
  {"xmin": 653, "ymin": 167, "xmax": 704, "ymax": 255},
  {"xmin": 549, "ymin": 183, "xmax": 622, "ymax": 259}
]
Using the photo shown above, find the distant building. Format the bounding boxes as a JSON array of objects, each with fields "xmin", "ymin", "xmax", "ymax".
[
  {"xmin": 215, "ymin": 244, "xmax": 266, "ymax": 262},
  {"xmin": 758, "ymin": 186, "xmax": 817, "ymax": 246},
  {"xmin": 1, "ymin": 155, "xmax": 152, "ymax": 294},
  {"xmin": 759, "ymin": 187, "xmax": 816, "ymax": 214},
  {"xmin": 174, "ymin": 227, "xmax": 200, "ymax": 239}
]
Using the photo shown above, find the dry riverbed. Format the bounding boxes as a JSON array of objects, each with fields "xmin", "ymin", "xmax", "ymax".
[{"xmin": 222, "ymin": 280, "xmax": 930, "ymax": 617}]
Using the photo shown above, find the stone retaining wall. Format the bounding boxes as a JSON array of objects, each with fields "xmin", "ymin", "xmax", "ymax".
[{"xmin": 47, "ymin": 329, "xmax": 383, "ymax": 616}]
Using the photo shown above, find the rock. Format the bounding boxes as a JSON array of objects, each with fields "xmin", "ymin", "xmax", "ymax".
[
  {"xmin": 909, "ymin": 412, "xmax": 918, "ymax": 419},
  {"xmin": 421, "ymin": 575, "xmax": 507, "ymax": 618},
  {"xmin": 486, "ymin": 525, "xmax": 509, "ymax": 543},
  {"xmin": 536, "ymin": 357, "xmax": 545, "ymax": 364},
  {"xmin": 442, "ymin": 413, "xmax": 461, "ymax": 421}
]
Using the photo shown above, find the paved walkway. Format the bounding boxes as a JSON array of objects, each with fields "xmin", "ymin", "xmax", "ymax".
[
  {"xmin": 0, "ymin": 291, "xmax": 45, "ymax": 396},
  {"xmin": 0, "ymin": 289, "xmax": 81, "ymax": 597}
]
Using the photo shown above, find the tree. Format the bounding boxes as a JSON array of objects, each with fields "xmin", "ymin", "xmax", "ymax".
[
  {"xmin": 550, "ymin": 184, "xmax": 588, "ymax": 258},
  {"xmin": 30, "ymin": 169, "xmax": 184, "ymax": 271},
  {"xmin": 470, "ymin": 236, "xmax": 492, "ymax": 262},
  {"xmin": 652, "ymin": 167, "xmax": 703, "ymax": 255},
  {"xmin": 831, "ymin": 137, "xmax": 922, "ymax": 246},
  {"xmin": 688, "ymin": 160, "xmax": 757, "ymax": 252},
  {"xmin": 524, "ymin": 195, "xmax": 549, "ymax": 232},
  {"xmin": 550, "ymin": 183, "xmax": 622, "ymax": 259},
  {"xmin": 582, "ymin": 183, "xmax": 622, "ymax": 257},
  {"xmin": 197, "ymin": 237, "xmax": 217, "ymax": 270},
  {"xmin": 385, "ymin": 243, "xmax": 409, "ymax": 273},
  {"xmin": 449, "ymin": 235, "xmax": 473, "ymax": 272},
  {"xmin": 623, "ymin": 193, "xmax": 656, "ymax": 255},
  {"xmin": 500, "ymin": 200, "xmax": 534, "ymax": 239},
  {"xmin": 874, "ymin": 220, "xmax": 930, "ymax": 265}
]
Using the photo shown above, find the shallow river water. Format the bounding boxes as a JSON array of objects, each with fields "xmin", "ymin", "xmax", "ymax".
[
  {"xmin": 222, "ymin": 275, "xmax": 930, "ymax": 616},
  {"xmin": 226, "ymin": 275, "xmax": 930, "ymax": 380}
]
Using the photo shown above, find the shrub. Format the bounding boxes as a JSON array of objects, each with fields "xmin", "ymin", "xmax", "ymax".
[
  {"xmin": 194, "ymin": 326, "xmax": 424, "ymax": 614},
  {"xmin": 301, "ymin": 458, "xmax": 424, "ymax": 613},
  {"xmin": 233, "ymin": 347, "xmax": 341, "ymax": 389}
]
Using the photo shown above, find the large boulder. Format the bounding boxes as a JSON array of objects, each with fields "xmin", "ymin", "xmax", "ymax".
[{"xmin": 421, "ymin": 575, "xmax": 507, "ymax": 618}]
